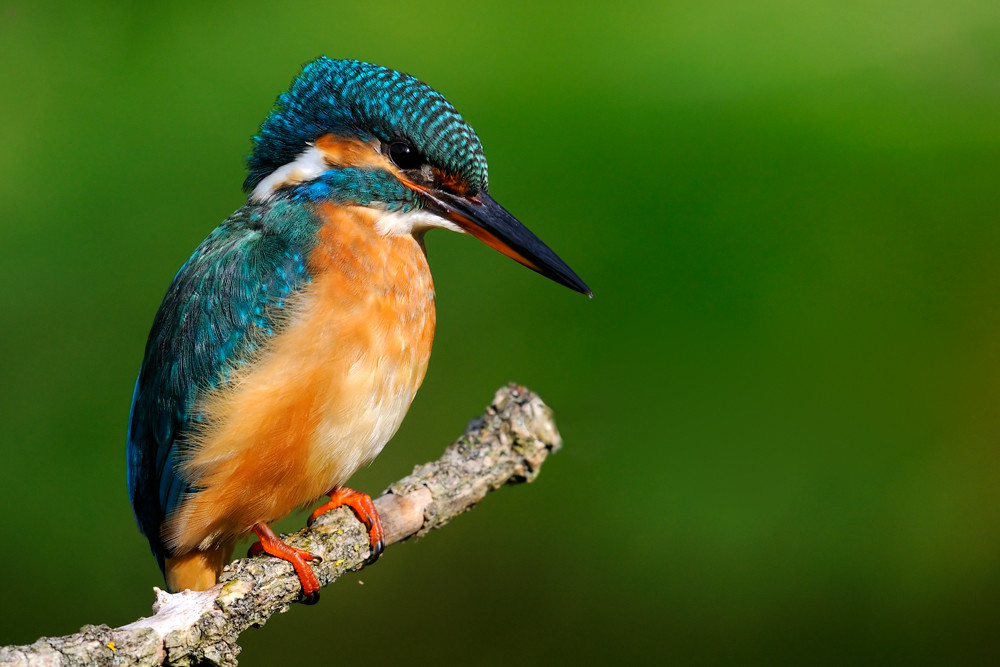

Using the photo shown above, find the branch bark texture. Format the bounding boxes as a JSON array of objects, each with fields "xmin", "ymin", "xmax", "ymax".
[{"xmin": 0, "ymin": 384, "xmax": 562, "ymax": 667}]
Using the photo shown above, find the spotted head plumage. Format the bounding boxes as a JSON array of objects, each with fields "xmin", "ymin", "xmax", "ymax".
[{"xmin": 244, "ymin": 58, "xmax": 488, "ymax": 197}]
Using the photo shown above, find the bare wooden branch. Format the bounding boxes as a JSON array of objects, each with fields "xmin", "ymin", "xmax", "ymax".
[{"xmin": 0, "ymin": 384, "xmax": 562, "ymax": 667}]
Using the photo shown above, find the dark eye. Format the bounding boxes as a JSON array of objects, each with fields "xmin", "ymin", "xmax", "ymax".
[{"xmin": 387, "ymin": 141, "xmax": 424, "ymax": 170}]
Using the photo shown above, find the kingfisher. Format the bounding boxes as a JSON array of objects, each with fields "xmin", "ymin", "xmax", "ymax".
[{"xmin": 126, "ymin": 57, "xmax": 590, "ymax": 603}]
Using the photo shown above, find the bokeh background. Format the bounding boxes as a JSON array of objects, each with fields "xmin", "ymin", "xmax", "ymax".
[{"xmin": 2, "ymin": 1, "xmax": 1000, "ymax": 664}]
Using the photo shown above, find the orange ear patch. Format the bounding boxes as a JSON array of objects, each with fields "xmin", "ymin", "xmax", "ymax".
[{"xmin": 313, "ymin": 134, "xmax": 390, "ymax": 170}]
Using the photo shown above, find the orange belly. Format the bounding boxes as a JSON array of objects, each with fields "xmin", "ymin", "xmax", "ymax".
[{"xmin": 164, "ymin": 203, "xmax": 435, "ymax": 554}]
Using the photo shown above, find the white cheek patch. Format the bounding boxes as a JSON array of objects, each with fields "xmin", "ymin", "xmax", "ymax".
[
  {"xmin": 375, "ymin": 209, "xmax": 466, "ymax": 237},
  {"xmin": 249, "ymin": 145, "xmax": 329, "ymax": 202}
]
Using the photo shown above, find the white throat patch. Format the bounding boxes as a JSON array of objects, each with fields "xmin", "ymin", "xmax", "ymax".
[{"xmin": 375, "ymin": 209, "xmax": 465, "ymax": 237}]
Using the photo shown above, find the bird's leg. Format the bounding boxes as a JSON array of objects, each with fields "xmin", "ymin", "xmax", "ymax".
[
  {"xmin": 307, "ymin": 486, "xmax": 385, "ymax": 565},
  {"xmin": 247, "ymin": 522, "xmax": 322, "ymax": 604}
]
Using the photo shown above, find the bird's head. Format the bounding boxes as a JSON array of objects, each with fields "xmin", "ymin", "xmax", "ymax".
[{"xmin": 244, "ymin": 57, "xmax": 590, "ymax": 296}]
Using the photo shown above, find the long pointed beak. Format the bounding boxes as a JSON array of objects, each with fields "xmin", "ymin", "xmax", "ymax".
[{"xmin": 412, "ymin": 186, "xmax": 592, "ymax": 297}]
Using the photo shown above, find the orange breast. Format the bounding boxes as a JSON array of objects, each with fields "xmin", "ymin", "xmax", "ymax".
[{"xmin": 164, "ymin": 203, "xmax": 435, "ymax": 553}]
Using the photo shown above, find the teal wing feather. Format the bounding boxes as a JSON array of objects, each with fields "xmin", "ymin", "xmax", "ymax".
[{"xmin": 126, "ymin": 200, "xmax": 320, "ymax": 570}]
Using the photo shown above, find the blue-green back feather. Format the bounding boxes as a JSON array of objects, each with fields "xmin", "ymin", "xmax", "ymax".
[{"xmin": 127, "ymin": 200, "xmax": 321, "ymax": 569}]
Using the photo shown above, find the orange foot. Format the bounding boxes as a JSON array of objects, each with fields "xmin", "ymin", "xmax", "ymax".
[
  {"xmin": 248, "ymin": 522, "xmax": 322, "ymax": 604},
  {"xmin": 307, "ymin": 486, "xmax": 385, "ymax": 565}
]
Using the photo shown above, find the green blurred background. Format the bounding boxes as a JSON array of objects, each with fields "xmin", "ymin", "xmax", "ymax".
[{"xmin": 2, "ymin": 1, "xmax": 1000, "ymax": 664}]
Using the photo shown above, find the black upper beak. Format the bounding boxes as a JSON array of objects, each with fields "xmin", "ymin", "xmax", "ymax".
[{"xmin": 417, "ymin": 188, "xmax": 592, "ymax": 297}]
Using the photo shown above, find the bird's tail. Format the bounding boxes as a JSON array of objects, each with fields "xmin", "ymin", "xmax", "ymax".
[{"xmin": 164, "ymin": 542, "xmax": 235, "ymax": 592}]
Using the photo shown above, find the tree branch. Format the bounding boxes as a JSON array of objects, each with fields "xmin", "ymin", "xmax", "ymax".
[{"xmin": 0, "ymin": 384, "xmax": 562, "ymax": 667}]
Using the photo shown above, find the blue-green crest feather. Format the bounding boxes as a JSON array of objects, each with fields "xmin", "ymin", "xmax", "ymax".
[{"xmin": 244, "ymin": 58, "xmax": 488, "ymax": 195}]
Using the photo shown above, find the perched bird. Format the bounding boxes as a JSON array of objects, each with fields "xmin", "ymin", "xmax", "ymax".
[{"xmin": 127, "ymin": 57, "xmax": 590, "ymax": 602}]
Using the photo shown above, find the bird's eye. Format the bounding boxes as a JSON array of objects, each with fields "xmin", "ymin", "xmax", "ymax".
[{"xmin": 387, "ymin": 141, "xmax": 424, "ymax": 170}]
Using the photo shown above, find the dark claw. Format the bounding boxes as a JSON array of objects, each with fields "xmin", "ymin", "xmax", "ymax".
[
  {"xmin": 301, "ymin": 590, "xmax": 320, "ymax": 605},
  {"xmin": 365, "ymin": 535, "xmax": 385, "ymax": 566}
]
